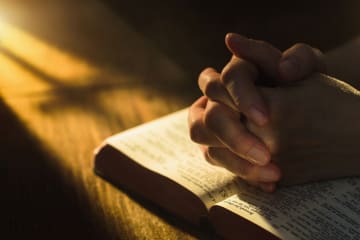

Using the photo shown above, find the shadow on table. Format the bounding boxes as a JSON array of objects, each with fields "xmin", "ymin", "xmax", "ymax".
[{"xmin": 0, "ymin": 97, "xmax": 103, "ymax": 240}]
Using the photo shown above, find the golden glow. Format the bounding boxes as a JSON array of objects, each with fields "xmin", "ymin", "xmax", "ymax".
[
  {"xmin": 0, "ymin": 50, "xmax": 51, "ymax": 93},
  {"xmin": 0, "ymin": 21, "xmax": 96, "ymax": 86}
]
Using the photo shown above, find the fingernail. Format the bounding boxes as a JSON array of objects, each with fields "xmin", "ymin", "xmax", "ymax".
[
  {"xmin": 247, "ymin": 145, "xmax": 269, "ymax": 165},
  {"xmin": 249, "ymin": 106, "xmax": 268, "ymax": 126},
  {"xmin": 279, "ymin": 58, "xmax": 298, "ymax": 80}
]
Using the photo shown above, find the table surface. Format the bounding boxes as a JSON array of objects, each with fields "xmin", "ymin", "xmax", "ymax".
[
  {"xmin": 2, "ymin": 1, "xmax": 359, "ymax": 239},
  {"xmin": 1, "ymin": 1, "xmax": 203, "ymax": 239}
]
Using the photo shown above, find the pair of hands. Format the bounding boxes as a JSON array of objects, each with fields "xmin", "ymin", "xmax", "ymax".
[{"xmin": 188, "ymin": 33, "xmax": 360, "ymax": 192}]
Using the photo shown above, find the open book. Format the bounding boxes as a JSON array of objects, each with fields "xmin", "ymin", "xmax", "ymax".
[{"xmin": 94, "ymin": 108, "xmax": 360, "ymax": 240}]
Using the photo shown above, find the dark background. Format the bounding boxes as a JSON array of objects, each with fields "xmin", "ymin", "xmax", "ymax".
[{"xmin": 104, "ymin": 0, "xmax": 360, "ymax": 79}]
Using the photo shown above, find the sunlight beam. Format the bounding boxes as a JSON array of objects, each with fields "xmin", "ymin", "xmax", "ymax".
[{"xmin": 0, "ymin": 20, "xmax": 97, "ymax": 86}]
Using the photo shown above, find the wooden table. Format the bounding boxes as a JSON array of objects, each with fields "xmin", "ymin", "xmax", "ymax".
[
  {"xmin": 1, "ymin": 1, "xmax": 204, "ymax": 239},
  {"xmin": 2, "ymin": 0, "xmax": 359, "ymax": 239}
]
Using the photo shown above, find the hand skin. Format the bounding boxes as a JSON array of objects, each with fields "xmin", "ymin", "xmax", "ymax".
[
  {"xmin": 189, "ymin": 33, "xmax": 324, "ymax": 191},
  {"xmin": 195, "ymin": 34, "xmax": 325, "ymax": 166},
  {"xmin": 194, "ymin": 73, "xmax": 360, "ymax": 187},
  {"xmin": 190, "ymin": 33, "xmax": 360, "ymax": 191},
  {"xmin": 189, "ymin": 96, "xmax": 281, "ymax": 192},
  {"xmin": 248, "ymin": 73, "xmax": 360, "ymax": 186}
]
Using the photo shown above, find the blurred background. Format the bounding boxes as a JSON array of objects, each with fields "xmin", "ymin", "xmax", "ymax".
[
  {"xmin": 103, "ymin": 0, "xmax": 360, "ymax": 76},
  {"xmin": 1, "ymin": 0, "xmax": 359, "ymax": 239},
  {"xmin": 1, "ymin": 0, "xmax": 359, "ymax": 91}
]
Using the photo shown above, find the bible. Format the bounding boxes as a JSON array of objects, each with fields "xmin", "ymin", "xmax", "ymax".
[{"xmin": 94, "ymin": 108, "xmax": 360, "ymax": 240}]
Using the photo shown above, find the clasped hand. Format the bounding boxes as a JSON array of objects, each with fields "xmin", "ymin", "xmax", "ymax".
[{"xmin": 188, "ymin": 33, "xmax": 360, "ymax": 192}]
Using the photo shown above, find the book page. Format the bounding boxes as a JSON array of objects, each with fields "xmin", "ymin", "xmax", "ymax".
[
  {"xmin": 104, "ymin": 107, "xmax": 360, "ymax": 239},
  {"xmin": 215, "ymin": 178, "xmax": 360, "ymax": 240},
  {"xmin": 106, "ymin": 108, "xmax": 239, "ymax": 208}
]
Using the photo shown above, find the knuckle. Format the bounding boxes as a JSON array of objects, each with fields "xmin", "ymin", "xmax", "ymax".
[
  {"xmin": 293, "ymin": 42, "xmax": 311, "ymax": 51},
  {"xmin": 285, "ymin": 43, "xmax": 321, "ymax": 74},
  {"xmin": 204, "ymin": 77, "xmax": 220, "ymax": 97},
  {"xmin": 199, "ymin": 67, "xmax": 215, "ymax": 79},
  {"xmin": 220, "ymin": 63, "xmax": 235, "ymax": 85},
  {"xmin": 198, "ymin": 69, "xmax": 206, "ymax": 81},
  {"xmin": 203, "ymin": 103, "xmax": 222, "ymax": 130},
  {"xmin": 220, "ymin": 60, "xmax": 246, "ymax": 85},
  {"xmin": 221, "ymin": 65, "xmax": 242, "ymax": 107},
  {"xmin": 293, "ymin": 43, "xmax": 315, "ymax": 59},
  {"xmin": 189, "ymin": 119, "xmax": 203, "ymax": 143},
  {"xmin": 198, "ymin": 68, "xmax": 214, "ymax": 85},
  {"xmin": 220, "ymin": 59, "xmax": 256, "ymax": 86}
]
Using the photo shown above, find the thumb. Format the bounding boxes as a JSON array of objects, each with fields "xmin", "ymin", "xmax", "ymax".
[{"xmin": 225, "ymin": 33, "xmax": 282, "ymax": 79}]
